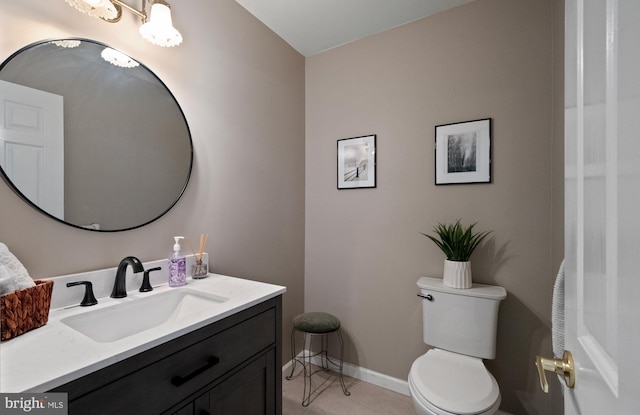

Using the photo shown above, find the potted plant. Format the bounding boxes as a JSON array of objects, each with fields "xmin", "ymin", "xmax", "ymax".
[{"xmin": 422, "ymin": 220, "xmax": 491, "ymax": 288}]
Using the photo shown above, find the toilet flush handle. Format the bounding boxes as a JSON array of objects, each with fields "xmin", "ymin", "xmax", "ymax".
[
  {"xmin": 535, "ymin": 350, "xmax": 575, "ymax": 393},
  {"xmin": 417, "ymin": 293, "xmax": 433, "ymax": 301}
]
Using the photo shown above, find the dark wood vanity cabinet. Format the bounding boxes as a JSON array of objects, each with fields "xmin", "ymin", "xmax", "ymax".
[
  {"xmin": 51, "ymin": 296, "xmax": 282, "ymax": 415},
  {"xmin": 174, "ymin": 349, "xmax": 277, "ymax": 415}
]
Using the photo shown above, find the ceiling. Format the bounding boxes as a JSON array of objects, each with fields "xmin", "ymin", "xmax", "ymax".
[{"xmin": 234, "ymin": 0, "xmax": 476, "ymax": 57}]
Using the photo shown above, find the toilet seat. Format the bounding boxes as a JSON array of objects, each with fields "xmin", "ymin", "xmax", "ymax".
[{"xmin": 409, "ymin": 349, "xmax": 500, "ymax": 415}]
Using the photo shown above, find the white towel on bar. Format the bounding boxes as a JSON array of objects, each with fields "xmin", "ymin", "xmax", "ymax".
[
  {"xmin": 552, "ymin": 259, "xmax": 565, "ymax": 359},
  {"xmin": 0, "ymin": 242, "xmax": 35, "ymax": 295}
]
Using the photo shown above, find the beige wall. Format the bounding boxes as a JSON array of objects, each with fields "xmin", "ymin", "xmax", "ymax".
[
  {"xmin": 2, "ymin": 0, "xmax": 566, "ymax": 413},
  {"xmin": 0, "ymin": 0, "xmax": 305, "ymax": 361},
  {"xmin": 305, "ymin": 0, "xmax": 563, "ymax": 413}
]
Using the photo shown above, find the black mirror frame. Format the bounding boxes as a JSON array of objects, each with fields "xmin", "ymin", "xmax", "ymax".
[{"xmin": 0, "ymin": 38, "xmax": 193, "ymax": 232}]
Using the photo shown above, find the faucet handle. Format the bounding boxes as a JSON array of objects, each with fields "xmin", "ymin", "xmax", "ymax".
[
  {"xmin": 66, "ymin": 281, "xmax": 98, "ymax": 306},
  {"xmin": 140, "ymin": 267, "xmax": 162, "ymax": 292}
]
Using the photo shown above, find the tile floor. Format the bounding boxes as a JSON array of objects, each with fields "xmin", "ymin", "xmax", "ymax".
[{"xmin": 282, "ymin": 365, "xmax": 415, "ymax": 415}]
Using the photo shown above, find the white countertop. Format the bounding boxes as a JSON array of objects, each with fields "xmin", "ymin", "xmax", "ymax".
[{"xmin": 0, "ymin": 273, "xmax": 286, "ymax": 393}]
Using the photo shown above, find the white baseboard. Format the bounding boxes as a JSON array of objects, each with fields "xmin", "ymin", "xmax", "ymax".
[{"xmin": 282, "ymin": 351, "xmax": 410, "ymax": 396}]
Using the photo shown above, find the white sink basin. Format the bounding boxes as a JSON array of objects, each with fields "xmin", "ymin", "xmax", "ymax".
[{"xmin": 61, "ymin": 289, "xmax": 228, "ymax": 343}]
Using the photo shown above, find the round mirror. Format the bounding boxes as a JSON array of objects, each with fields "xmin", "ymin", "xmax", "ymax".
[{"xmin": 0, "ymin": 39, "xmax": 192, "ymax": 232}]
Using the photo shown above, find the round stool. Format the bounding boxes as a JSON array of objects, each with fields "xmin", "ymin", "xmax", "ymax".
[{"xmin": 286, "ymin": 312, "xmax": 350, "ymax": 406}]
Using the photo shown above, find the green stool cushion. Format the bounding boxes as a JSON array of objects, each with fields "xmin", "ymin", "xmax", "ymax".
[{"xmin": 292, "ymin": 312, "xmax": 341, "ymax": 334}]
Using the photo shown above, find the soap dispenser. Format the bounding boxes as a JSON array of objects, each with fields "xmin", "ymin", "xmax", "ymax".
[{"xmin": 168, "ymin": 236, "xmax": 186, "ymax": 287}]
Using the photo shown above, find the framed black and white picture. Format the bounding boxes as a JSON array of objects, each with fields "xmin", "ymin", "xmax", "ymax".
[
  {"xmin": 435, "ymin": 118, "xmax": 491, "ymax": 185},
  {"xmin": 337, "ymin": 134, "xmax": 376, "ymax": 189}
]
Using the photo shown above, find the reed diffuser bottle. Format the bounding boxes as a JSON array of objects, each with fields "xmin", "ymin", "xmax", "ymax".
[{"xmin": 191, "ymin": 233, "xmax": 208, "ymax": 279}]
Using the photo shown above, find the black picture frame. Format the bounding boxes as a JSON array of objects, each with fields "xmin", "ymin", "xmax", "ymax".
[
  {"xmin": 337, "ymin": 134, "xmax": 376, "ymax": 189},
  {"xmin": 435, "ymin": 118, "xmax": 491, "ymax": 185}
]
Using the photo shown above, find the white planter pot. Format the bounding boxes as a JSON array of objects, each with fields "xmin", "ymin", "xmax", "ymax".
[{"xmin": 443, "ymin": 260, "xmax": 472, "ymax": 289}]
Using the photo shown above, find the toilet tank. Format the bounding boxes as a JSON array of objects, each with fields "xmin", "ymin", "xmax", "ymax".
[{"xmin": 417, "ymin": 276, "xmax": 506, "ymax": 359}]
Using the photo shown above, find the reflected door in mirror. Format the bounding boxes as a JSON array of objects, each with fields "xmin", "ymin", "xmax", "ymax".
[{"xmin": 0, "ymin": 80, "xmax": 64, "ymax": 219}]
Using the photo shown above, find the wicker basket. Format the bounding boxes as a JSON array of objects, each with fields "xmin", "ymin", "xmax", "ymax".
[{"xmin": 0, "ymin": 279, "xmax": 54, "ymax": 341}]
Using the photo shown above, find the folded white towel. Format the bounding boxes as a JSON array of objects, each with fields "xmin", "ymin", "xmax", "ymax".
[
  {"xmin": 0, "ymin": 263, "xmax": 17, "ymax": 295},
  {"xmin": 0, "ymin": 242, "xmax": 36, "ymax": 295}
]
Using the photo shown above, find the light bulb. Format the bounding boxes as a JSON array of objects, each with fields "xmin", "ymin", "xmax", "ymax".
[{"xmin": 139, "ymin": 3, "xmax": 183, "ymax": 47}]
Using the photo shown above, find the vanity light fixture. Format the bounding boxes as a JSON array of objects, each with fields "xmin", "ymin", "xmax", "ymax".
[
  {"xmin": 64, "ymin": 0, "xmax": 183, "ymax": 47},
  {"xmin": 65, "ymin": 0, "xmax": 119, "ymax": 20}
]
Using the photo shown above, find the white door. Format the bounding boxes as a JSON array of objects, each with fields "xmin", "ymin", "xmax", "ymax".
[
  {"xmin": 563, "ymin": 0, "xmax": 640, "ymax": 413},
  {"xmin": 0, "ymin": 80, "xmax": 64, "ymax": 219}
]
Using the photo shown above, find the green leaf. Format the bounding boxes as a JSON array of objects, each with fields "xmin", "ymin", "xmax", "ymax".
[{"xmin": 422, "ymin": 219, "xmax": 491, "ymax": 261}]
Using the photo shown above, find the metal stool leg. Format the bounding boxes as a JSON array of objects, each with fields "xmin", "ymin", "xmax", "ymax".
[
  {"xmin": 301, "ymin": 332, "xmax": 312, "ymax": 407},
  {"xmin": 321, "ymin": 333, "xmax": 329, "ymax": 369},
  {"xmin": 285, "ymin": 327, "xmax": 297, "ymax": 380},
  {"xmin": 285, "ymin": 328, "xmax": 316, "ymax": 407},
  {"xmin": 288, "ymin": 327, "xmax": 350, "ymax": 406},
  {"xmin": 336, "ymin": 329, "xmax": 351, "ymax": 396}
]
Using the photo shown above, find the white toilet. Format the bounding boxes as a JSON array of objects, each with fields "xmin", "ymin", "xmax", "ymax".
[{"xmin": 409, "ymin": 276, "xmax": 507, "ymax": 415}]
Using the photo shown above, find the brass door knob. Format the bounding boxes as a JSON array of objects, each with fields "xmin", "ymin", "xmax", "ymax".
[{"xmin": 535, "ymin": 350, "xmax": 575, "ymax": 393}]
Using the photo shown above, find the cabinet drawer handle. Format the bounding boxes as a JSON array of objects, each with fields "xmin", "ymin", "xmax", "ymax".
[{"xmin": 171, "ymin": 356, "xmax": 220, "ymax": 387}]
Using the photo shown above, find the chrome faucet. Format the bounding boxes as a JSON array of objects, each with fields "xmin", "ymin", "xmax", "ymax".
[{"xmin": 111, "ymin": 256, "xmax": 144, "ymax": 298}]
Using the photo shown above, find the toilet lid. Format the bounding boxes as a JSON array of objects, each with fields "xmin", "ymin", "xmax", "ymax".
[{"xmin": 409, "ymin": 349, "xmax": 500, "ymax": 415}]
